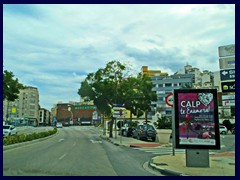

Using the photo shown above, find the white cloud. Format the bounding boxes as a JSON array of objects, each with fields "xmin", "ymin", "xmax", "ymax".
[{"xmin": 3, "ymin": 4, "xmax": 235, "ymax": 110}]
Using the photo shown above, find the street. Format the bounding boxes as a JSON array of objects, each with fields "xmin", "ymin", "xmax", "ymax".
[{"xmin": 3, "ymin": 126, "xmax": 160, "ymax": 176}]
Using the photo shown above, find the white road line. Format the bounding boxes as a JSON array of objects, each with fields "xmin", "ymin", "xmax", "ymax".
[
  {"xmin": 58, "ymin": 139, "xmax": 64, "ymax": 142},
  {"xmin": 73, "ymin": 142, "xmax": 76, "ymax": 147},
  {"xmin": 90, "ymin": 140, "xmax": 102, "ymax": 143},
  {"xmin": 59, "ymin": 154, "xmax": 66, "ymax": 160}
]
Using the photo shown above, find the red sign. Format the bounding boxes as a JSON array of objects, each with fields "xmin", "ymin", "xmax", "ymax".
[{"xmin": 165, "ymin": 93, "xmax": 173, "ymax": 107}]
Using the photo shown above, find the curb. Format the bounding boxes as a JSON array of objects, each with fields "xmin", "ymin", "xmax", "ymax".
[{"xmin": 148, "ymin": 158, "xmax": 185, "ymax": 176}]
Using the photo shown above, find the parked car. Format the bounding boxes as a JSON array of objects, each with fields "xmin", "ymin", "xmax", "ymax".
[
  {"xmin": 56, "ymin": 122, "xmax": 63, "ymax": 128},
  {"xmin": 63, "ymin": 122, "xmax": 70, "ymax": 127},
  {"xmin": 231, "ymin": 127, "xmax": 235, "ymax": 134},
  {"xmin": 119, "ymin": 123, "xmax": 134, "ymax": 137},
  {"xmin": 3, "ymin": 125, "xmax": 18, "ymax": 137},
  {"xmin": 132, "ymin": 123, "xmax": 157, "ymax": 142},
  {"xmin": 219, "ymin": 125, "xmax": 227, "ymax": 135}
]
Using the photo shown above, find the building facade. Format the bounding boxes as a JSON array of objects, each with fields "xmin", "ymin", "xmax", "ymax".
[
  {"xmin": 3, "ymin": 86, "xmax": 40, "ymax": 126},
  {"xmin": 142, "ymin": 66, "xmax": 168, "ymax": 76},
  {"xmin": 151, "ymin": 74, "xmax": 194, "ymax": 118},
  {"xmin": 39, "ymin": 108, "xmax": 51, "ymax": 126},
  {"xmin": 55, "ymin": 102, "xmax": 100, "ymax": 125}
]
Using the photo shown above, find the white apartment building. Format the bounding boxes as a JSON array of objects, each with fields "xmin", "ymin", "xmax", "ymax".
[
  {"xmin": 39, "ymin": 108, "xmax": 51, "ymax": 126},
  {"xmin": 151, "ymin": 74, "xmax": 194, "ymax": 118},
  {"xmin": 3, "ymin": 86, "xmax": 40, "ymax": 126}
]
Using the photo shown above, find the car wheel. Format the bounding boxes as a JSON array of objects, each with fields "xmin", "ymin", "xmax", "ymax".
[
  {"xmin": 222, "ymin": 131, "xmax": 226, "ymax": 135},
  {"xmin": 152, "ymin": 137, "xmax": 156, "ymax": 142}
]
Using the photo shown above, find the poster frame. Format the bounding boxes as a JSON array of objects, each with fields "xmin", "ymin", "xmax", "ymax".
[{"xmin": 174, "ymin": 89, "xmax": 220, "ymax": 150}]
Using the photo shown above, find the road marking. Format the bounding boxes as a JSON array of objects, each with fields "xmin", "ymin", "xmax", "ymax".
[
  {"xmin": 59, "ymin": 153, "xmax": 66, "ymax": 160},
  {"xmin": 90, "ymin": 140, "xmax": 102, "ymax": 143},
  {"xmin": 73, "ymin": 142, "xmax": 76, "ymax": 147},
  {"xmin": 58, "ymin": 139, "xmax": 64, "ymax": 142}
]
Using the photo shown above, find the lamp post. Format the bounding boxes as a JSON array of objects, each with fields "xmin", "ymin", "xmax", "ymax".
[{"xmin": 67, "ymin": 105, "xmax": 73, "ymax": 125}]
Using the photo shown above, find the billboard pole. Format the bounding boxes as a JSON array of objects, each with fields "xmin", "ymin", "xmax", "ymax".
[{"xmin": 172, "ymin": 91, "xmax": 175, "ymax": 156}]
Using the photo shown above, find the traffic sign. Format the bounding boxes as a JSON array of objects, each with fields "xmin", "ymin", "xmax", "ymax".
[
  {"xmin": 222, "ymin": 99, "xmax": 235, "ymax": 106},
  {"xmin": 221, "ymin": 82, "xmax": 235, "ymax": 92},
  {"xmin": 113, "ymin": 103, "xmax": 125, "ymax": 107},
  {"xmin": 165, "ymin": 93, "xmax": 173, "ymax": 107},
  {"xmin": 220, "ymin": 69, "xmax": 235, "ymax": 81}
]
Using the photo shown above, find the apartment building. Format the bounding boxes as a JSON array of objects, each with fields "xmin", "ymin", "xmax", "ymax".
[
  {"xmin": 175, "ymin": 64, "xmax": 216, "ymax": 89},
  {"xmin": 151, "ymin": 74, "xmax": 194, "ymax": 117},
  {"xmin": 3, "ymin": 86, "xmax": 39, "ymax": 126},
  {"xmin": 39, "ymin": 108, "xmax": 51, "ymax": 126}
]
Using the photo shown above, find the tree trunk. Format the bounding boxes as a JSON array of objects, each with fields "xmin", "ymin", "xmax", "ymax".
[
  {"xmin": 145, "ymin": 110, "xmax": 148, "ymax": 124},
  {"xmin": 109, "ymin": 117, "xmax": 114, "ymax": 138},
  {"xmin": 130, "ymin": 110, "xmax": 132, "ymax": 121}
]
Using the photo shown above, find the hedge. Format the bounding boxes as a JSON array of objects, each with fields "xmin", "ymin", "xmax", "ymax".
[{"xmin": 3, "ymin": 128, "xmax": 58, "ymax": 146}]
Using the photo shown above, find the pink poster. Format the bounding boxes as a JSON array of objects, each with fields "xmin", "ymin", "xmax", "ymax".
[{"xmin": 177, "ymin": 92, "xmax": 217, "ymax": 146}]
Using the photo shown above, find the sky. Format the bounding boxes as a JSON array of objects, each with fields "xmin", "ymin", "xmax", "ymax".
[{"xmin": 3, "ymin": 4, "xmax": 235, "ymax": 111}]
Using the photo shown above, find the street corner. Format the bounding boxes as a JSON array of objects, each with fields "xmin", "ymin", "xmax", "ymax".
[{"xmin": 149, "ymin": 156, "xmax": 184, "ymax": 176}]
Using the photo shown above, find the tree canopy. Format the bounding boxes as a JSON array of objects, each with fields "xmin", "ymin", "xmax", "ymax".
[
  {"xmin": 78, "ymin": 60, "xmax": 157, "ymax": 137},
  {"xmin": 3, "ymin": 70, "xmax": 24, "ymax": 101}
]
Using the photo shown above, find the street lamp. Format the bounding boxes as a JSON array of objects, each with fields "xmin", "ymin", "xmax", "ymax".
[{"xmin": 67, "ymin": 105, "xmax": 73, "ymax": 125}]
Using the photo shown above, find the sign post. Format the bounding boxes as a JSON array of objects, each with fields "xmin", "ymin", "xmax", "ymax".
[
  {"xmin": 174, "ymin": 89, "xmax": 220, "ymax": 167},
  {"xmin": 165, "ymin": 93, "xmax": 173, "ymax": 107}
]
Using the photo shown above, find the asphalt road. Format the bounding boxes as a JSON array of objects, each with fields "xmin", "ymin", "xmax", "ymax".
[{"xmin": 3, "ymin": 126, "xmax": 160, "ymax": 176}]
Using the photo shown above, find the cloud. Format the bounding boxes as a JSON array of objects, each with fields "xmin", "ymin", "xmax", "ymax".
[{"xmin": 3, "ymin": 4, "xmax": 235, "ymax": 110}]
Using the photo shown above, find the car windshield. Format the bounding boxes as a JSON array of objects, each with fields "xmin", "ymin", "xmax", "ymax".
[
  {"xmin": 143, "ymin": 124, "xmax": 155, "ymax": 130},
  {"xmin": 3, "ymin": 126, "xmax": 10, "ymax": 129}
]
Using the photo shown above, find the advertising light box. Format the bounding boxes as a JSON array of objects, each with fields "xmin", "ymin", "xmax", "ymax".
[{"xmin": 174, "ymin": 89, "xmax": 220, "ymax": 150}]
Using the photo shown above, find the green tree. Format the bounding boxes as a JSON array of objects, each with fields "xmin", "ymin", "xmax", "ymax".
[
  {"xmin": 78, "ymin": 60, "xmax": 126, "ymax": 138},
  {"xmin": 134, "ymin": 73, "xmax": 157, "ymax": 122},
  {"xmin": 3, "ymin": 70, "xmax": 24, "ymax": 101},
  {"xmin": 78, "ymin": 61, "xmax": 157, "ymax": 136},
  {"xmin": 119, "ymin": 73, "xmax": 156, "ymax": 122}
]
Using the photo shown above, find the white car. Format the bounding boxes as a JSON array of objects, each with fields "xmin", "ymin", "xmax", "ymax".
[
  {"xmin": 56, "ymin": 122, "xmax": 63, "ymax": 128},
  {"xmin": 219, "ymin": 125, "xmax": 228, "ymax": 135},
  {"xmin": 3, "ymin": 125, "xmax": 18, "ymax": 137}
]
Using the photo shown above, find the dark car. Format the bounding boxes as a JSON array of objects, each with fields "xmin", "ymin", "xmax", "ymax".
[
  {"xmin": 231, "ymin": 127, "xmax": 235, "ymax": 134},
  {"xmin": 119, "ymin": 123, "xmax": 134, "ymax": 137},
  {"xmin": 132, "ymin": 123, "xmax": 157, "ymax": 142},
  {"xmin": 63, "ymin": 122, "xmax": 70, "ymax": 127}
]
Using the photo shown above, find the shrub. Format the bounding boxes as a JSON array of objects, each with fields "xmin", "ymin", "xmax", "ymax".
[
  {"xmin": 154, "ymin": 116, "xmax": 172, "ymax": 129},
  {"xmin": 3, "ymin": 127, "xmax": 58, "ymax": 146}
]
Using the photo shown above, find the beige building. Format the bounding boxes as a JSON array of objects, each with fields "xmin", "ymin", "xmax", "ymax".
[
  {"xmin": 175, "ymin": 64, "xmax": 217, "ymax": 89},
  {"xmin": 39, "ymin": 108, "xmax": 51, "ymax": 126},
  {"xmin": 3, "ymin": 86, "xmax": 40, "ymax": 126},
  {"xmin": 142, "ymin": 66, "xmax": 168, "ymax": 77}
]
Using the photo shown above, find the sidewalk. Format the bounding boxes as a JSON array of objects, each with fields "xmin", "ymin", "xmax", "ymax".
[{"xmin": 100, "ymin": 129, "xmax": 235, "ymax": 176}]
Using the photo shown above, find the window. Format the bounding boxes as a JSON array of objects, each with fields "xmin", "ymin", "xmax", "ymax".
[
  {"xmin": 30, "ymin": 98, "xmax": 35, "ymax": 104},
  {"xmin": 158, "ymin": 97, "xmax": 164, "ymax": 101},
  {"xmin": 165, "ymin": 83, "xmax": 172, "ymax": 87},
  {"xmin": 166, "ymin": 111, "xmax": 172, "ymax": 115}
]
